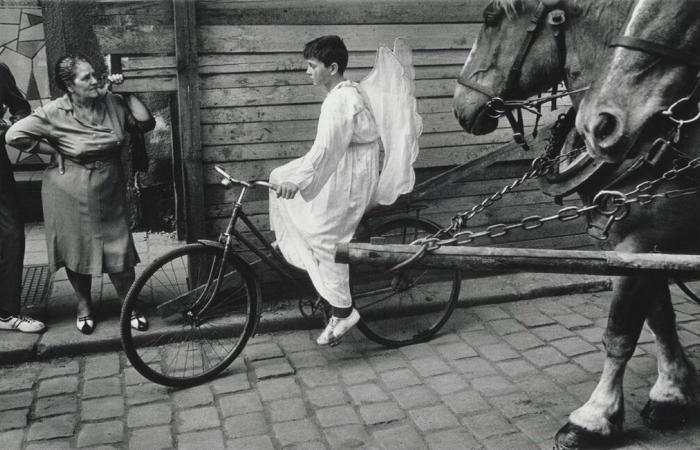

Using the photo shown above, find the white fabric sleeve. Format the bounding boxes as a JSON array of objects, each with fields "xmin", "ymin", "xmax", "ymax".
[
  {"xmin": 285, "ymin": 89, "xmax": 357, "ymax": 201},
  {"xmin": 360, "ymin": 38, "xmax": 422, "ymax": 206}
]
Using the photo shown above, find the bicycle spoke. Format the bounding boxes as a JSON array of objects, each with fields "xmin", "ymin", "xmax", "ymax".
[
  {"xmin": 351, "ymin": 219, "xmax": 460, "ymax": 347},
  {"xmin": 356, "ymin": 289, "xmax": 399, "ymax": 311},
  {"xmin": 150, "ymin": 267, "xmax": 181, "ymax": 300}
]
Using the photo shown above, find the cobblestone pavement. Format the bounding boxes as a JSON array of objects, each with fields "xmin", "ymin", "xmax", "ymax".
[{"xmin": 2, "ymin": 288, "xmax": 700, "ymax": 449}]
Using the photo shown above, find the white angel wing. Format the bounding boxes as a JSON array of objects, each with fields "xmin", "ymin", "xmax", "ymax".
[{"xmin": 359, "ymin": 38, "xmax": 422, "ymax": 206}]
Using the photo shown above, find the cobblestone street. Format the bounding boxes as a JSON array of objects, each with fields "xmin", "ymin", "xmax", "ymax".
[{"xmin": 2, "ymin": 288, "xmax": 700, "ymax": 449}]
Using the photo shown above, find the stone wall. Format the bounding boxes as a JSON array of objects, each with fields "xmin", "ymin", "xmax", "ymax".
[{"xmin": 0, "ymin": 0, "xmax": 51, "ymax": 168}]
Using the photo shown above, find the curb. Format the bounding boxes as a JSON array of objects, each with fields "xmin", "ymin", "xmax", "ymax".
[{"xmin": 0, "ymin": 274, "xmax": 613, "ymax": 366}]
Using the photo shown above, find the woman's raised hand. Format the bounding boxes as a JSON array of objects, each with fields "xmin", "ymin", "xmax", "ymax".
[
  {"xmin": 105, "ymin": 73, "xmax": 124, "ymax": 85},
  {"xmin": 98, "ymin": 73, "xmax": 125, "ymax": 97}
]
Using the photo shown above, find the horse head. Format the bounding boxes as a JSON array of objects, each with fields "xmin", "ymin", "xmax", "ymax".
[
  {"xmin": 454, "ymin": 0, "xmax": 562, "ymax": 135},
  {"xmin": 577, "ymin": 0, "xmax": 700, "ymax": 163},
  {"xmin": 454, "ymin": 0, "xmax": 633, "ymax": 138}
]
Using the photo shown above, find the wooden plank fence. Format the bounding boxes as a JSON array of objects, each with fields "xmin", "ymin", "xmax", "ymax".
[{"xmin": 84, "ymin": 0, "xmax": 590, "ymax": 273}]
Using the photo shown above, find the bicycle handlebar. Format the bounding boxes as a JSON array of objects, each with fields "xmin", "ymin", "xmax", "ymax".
[{"xmin": 214, "ymin": 164, "xmax": 277, "ymax": 190}]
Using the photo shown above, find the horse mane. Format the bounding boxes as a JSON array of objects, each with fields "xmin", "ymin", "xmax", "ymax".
[
  {"xmin": 492, "ymin": 0, "xmax": 624, "ymax": 31},
  {"xmin": 492, "ymin": 0, "xmax": 525, "ymax": 18}
]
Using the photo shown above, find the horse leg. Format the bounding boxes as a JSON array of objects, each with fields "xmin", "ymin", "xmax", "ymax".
[
  {"xmin": 555, "ymin": 274, "xmax": 656, "ymax": 449},
  {"xmin": 641, "ymin": 282, "xmax": 699, "ymax": 429}
]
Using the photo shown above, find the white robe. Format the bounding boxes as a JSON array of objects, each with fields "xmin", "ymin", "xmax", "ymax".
[
  {"xmin": 269, "ymin": 80, "xmax": 380, "ymax": 308},
  {"xmin": 269, "ymin": 39, "xmax": 422, "ymax": 309}
]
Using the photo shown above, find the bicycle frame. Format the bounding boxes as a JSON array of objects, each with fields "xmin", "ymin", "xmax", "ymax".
[
  {"xmin": 209, "ymin": 165, "xmax": 444, "ymax": 321},
  {"xmin": 216, "ymin": 167, "xmax": 308, "ymax": 289},
  {"xmin": 119, "ymin": 166, "xmax": 463, "ymax": 388}
]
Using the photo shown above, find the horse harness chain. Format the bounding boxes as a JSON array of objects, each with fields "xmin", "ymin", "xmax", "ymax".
[{"xmin": 391, "ymin": 1, "xmax": 700, "ymax": 272}]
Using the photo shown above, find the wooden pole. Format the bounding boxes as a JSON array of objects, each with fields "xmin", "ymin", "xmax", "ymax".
[
  {"xmin": 401, "ymin": 124, "xmax": 552, "ymax": 204},
  {"xmin": 173, "ymin": 0, "xmax": 205, "ymax": 242},
  {"xmin": 336, "ymin": 243, "xmax": 700, "ymax": 276}
]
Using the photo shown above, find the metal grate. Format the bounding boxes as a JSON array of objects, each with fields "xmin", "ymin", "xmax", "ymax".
[{"xmin": 21, "ymin": 264, "xmax": 52, "ymax": 314}]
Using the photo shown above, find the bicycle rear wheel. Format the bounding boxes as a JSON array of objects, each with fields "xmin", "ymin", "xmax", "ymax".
[
  {"xmin": 120, "ymin": 243, "xmax": 259, "ymax": 387},
  {"xmin": 352, "ymin": 218, "xmax": 460, "ymax": 347}
]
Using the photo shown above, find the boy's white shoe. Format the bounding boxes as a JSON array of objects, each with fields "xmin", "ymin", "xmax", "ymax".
[
  {"xmin": 316, "ymin": 309, "xmax": 360, "ymax": 345},
  {"xmin": 0, "ymin": 315, "xmax": 46, "ymax": 333}
]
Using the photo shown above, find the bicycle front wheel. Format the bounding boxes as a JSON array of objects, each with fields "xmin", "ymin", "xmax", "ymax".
[
  {"xmin": 120, "ymin": 243, "xmax": 259, "ymax": 387},
  {"xmin": 352, "ymin": 218, "xmax": 461, "ymax": 347}
]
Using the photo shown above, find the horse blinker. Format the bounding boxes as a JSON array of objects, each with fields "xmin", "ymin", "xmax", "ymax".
[{"xmin": 483, "ymin": 2, "xmax": 504, "ymax": 26}]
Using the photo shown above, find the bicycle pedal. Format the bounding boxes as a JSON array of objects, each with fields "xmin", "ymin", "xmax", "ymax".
[{"xmin": 329, "ymin": 338, "xmax": 342, "ymax": 347}]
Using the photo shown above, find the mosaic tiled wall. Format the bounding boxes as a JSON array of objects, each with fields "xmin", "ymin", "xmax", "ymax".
[{"xmin": 0, "ymin": 3, "xmax": 51, "ymax": 167}]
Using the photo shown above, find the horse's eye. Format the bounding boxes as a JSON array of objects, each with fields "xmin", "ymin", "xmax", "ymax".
[{"xmin": 483, "ymin": 3, "xmax": 504, "ymax": 26}]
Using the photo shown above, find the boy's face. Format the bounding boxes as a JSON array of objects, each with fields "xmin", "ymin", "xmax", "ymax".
[{"xmin": 305, "ymin": 57, "xmax": 335, "ymax": 89}]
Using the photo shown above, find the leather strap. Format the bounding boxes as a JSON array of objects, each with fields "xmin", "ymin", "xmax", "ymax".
[
  {"xmin": 610, "ymin": 36, "xmax": 700, "ymax": 69},
  {"xmin": 457, "ymin": 1, "xmax": 552, "ymax": 99},
  {"xmin": 502, "ymin": 2, "xmax": 547, "ymax": 97},
  {"xmin": 455, "ymin": 78, "xmax": 499, "ymax": 98},
  {"xmin": 549, "ymin": 11, "xmax": 567, "ymax": 80}
]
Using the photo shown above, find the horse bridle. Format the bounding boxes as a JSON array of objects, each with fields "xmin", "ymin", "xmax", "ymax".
[
  {"xmin": 610, "ymin": 0, "xmax": 700, "ymax": 71},
  {"xmin": 457, "ymin": 1, "xmax": 569, "ymax": 150},
  {"xmin": 610, "ymin": 36, "xmax": 700, "ymax": 70},
  {"xmin": 610, "ymin": 2, "xmax": 700, "ymax": 113}
]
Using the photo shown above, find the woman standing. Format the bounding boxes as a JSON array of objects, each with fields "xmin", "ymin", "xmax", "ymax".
[{"xmin": 7, "ymin": 55, "xmax": 155, "ymax": 335}]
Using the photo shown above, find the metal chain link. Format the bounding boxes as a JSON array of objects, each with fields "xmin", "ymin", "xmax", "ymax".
[
  {"xmin": 448, "ymin": 204, "xmax": 600, "ymax": 245},
  {"xmin": 389, "ymin": 146, "xmax": 700, "ymax": 273},
  {"xmin": 388, "ymin": 99, "xmax": 700, "ymax": 272},
  {"xmin": 445, "ymin": 148, "xmax": 586, "ymax": 233},
  {"xmin": 447, "ymin": 167, "xmax": 540, "ymax": 232},
  {"xmin": 626, "ymin": 157, "xmax": 700, "ymax": 198},
  {"xmin": 383, "ymin": 76, "xmax": 700, "ymax": 272},
  {"xmin": 428, "ymin": 113, "xmax": 580, "ymax": 241},
  {"xmin": 432, "ymin": 154, "xmax": 700, "ymax": 247}
]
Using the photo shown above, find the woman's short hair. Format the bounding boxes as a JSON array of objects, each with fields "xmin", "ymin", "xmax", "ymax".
[
  {"xmin": 54, "ymin": 55, "xmax": 90, "ymax": 92},
  {"xmin": 303, "ymin": 35, "xmax": 348, "ymax": 74}
]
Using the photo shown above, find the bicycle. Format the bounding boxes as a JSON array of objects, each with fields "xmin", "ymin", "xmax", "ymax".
[{"xmin": 119, "ymin": 165, "xmax": 461, "ymax": 387}]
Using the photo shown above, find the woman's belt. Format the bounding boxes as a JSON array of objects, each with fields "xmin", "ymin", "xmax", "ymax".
[{"xmin": 60, "ymin": 152, "xmax": 120, "ymax": 169}]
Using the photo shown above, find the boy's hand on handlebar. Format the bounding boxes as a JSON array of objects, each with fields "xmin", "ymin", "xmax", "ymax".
[{"xmin": 276, "ymin": 182, "xmax": 299, "ymax": 199}]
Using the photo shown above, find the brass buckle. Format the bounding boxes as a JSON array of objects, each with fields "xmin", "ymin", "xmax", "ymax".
[{"xmin": 644, "ymin": 138, "xmax": 672, "ymax": 167}]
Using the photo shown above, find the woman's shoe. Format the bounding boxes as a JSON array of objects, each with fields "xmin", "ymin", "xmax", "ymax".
[
  {"xmin": 76, "ymin": 315, "xmax": 95, "ymax": 335},
  {"xmin": 130, "ymin": 312, "xmax": 149, "ymax": 331}
]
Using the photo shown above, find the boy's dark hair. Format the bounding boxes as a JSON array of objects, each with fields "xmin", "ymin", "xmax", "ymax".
[{"xmin": 303, "ymin": 35, "xmax": 348, "ymax": 75}]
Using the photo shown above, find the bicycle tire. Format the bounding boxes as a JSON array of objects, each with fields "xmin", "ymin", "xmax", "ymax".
[
  {"xmin": 352, "ymin": 217, "xmax": 461, "ymax": 347},
  {"xmin": 120, "ymin": 243, "xmax": 259, "ymax": 387}
]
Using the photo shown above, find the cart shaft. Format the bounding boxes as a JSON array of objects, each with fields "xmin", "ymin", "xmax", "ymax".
[{"xmin": 336, "ymin": 243, "xmax": 700, "ymax": 276}]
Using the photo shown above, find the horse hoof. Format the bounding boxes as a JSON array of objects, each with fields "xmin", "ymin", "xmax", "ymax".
[
  {"xmin": 554, "ymin": 422, "xmax": 611, "ymax": 450},
  {"xmin": 640, "ymin": 400, "xmax": 691, "ymax": 429}
]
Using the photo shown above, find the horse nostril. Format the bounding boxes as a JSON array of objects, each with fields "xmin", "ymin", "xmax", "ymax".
[{"xmin": 593, "ymin": 112, "xmax": 619, "ymax": 145}]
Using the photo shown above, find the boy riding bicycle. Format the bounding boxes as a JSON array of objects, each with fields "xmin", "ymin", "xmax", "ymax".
[
  {"xmin": 269, "ymin": 36, "xmax": 379, "ymax": 345},
  {"xmin": 270, "ymin": 35, "xmax": 420, "ymax": 346}
]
